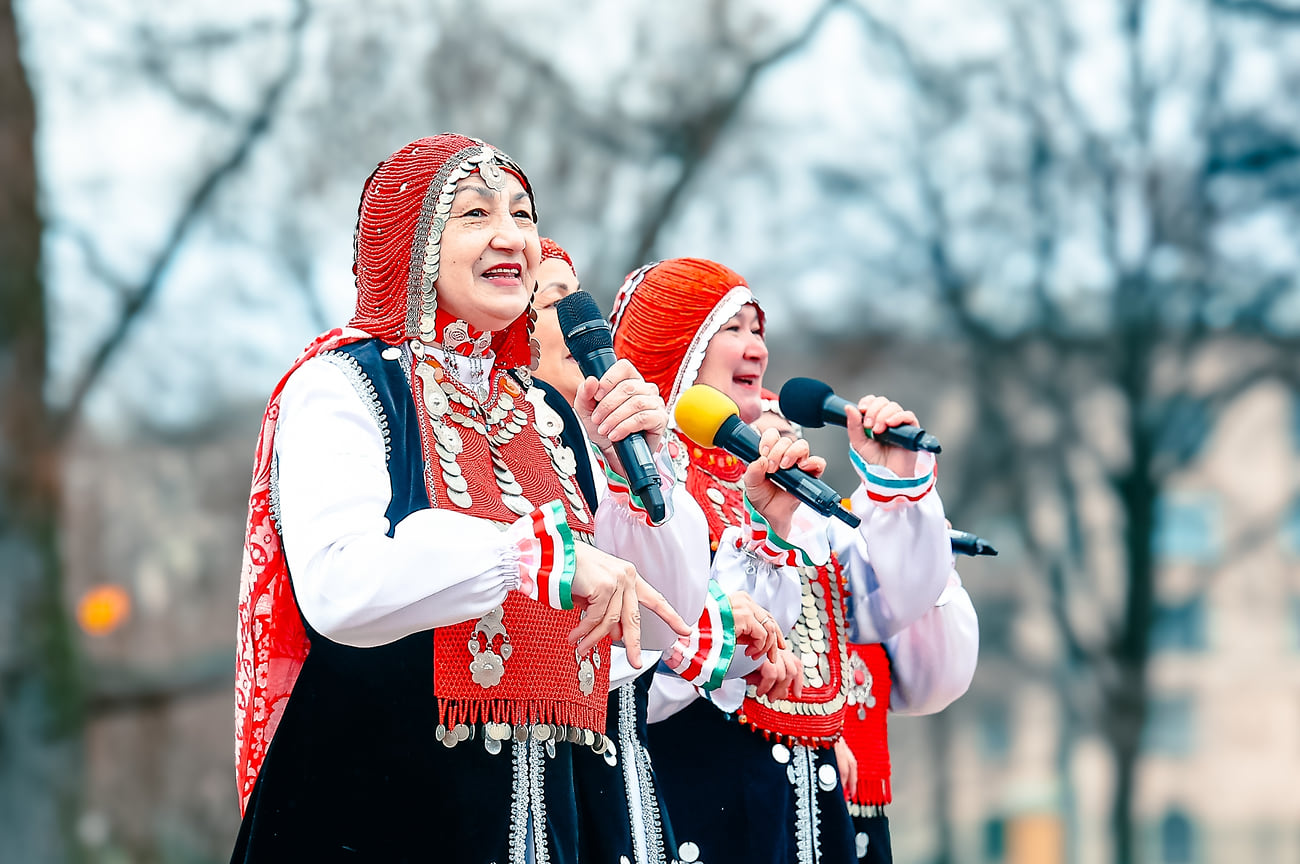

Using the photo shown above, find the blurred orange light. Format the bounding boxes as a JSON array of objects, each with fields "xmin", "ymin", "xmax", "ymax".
[{"xmin": 77, "ymin": 585, "xmax": 131, "ymax": 636}]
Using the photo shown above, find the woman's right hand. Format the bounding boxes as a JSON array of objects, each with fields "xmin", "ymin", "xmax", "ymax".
[
  {"xmin": 744, "ymin": 647, "xmax": 804, "ymax": 700},
  {"xmin": 742, "ymin": 427, "xmax": 827, "ymax": 540},
  {"xmin": 569, "ymin": 542, "xmax": 690, "ymax": 669},
  {"xmin": 726, "ymin": 591, "xmax": 785, "ymax": 663},
  {"xmin": 834, "ymin": 737, "xmax": 858, "ymax": 792}
]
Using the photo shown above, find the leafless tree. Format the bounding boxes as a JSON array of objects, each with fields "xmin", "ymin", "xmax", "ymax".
[
  {"xmin": 772, "ymin": 2, "xmax": 1300, "ymax": 861},
  {"xmin": 2, "ymin": 0, "xmax": 310, "ymax": 858},
  {"xmin": 0, "ymin": 0, "xmax": 82, "ymax": 858}
]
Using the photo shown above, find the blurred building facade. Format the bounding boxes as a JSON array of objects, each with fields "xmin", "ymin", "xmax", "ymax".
[{"xmin": 884, "ymin": 376, "xmax": 1300, "ymax": 864}]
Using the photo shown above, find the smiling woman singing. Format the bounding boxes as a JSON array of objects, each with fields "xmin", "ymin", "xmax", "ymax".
[{"xmin": 230, "ymin": 134, "xmax": 700, "ymax": 863}]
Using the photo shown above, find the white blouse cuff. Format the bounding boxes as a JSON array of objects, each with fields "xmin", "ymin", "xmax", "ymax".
[
  {"xmin": 849, "ymin": 449, "xmax": 937, "ymax": 512},
  {"xmin": 504, "ymin": 499, "xmax": 577, "ymax": 610},
  {"xmin": 738, "ymin": 497, "xmax": 830, "ymax": 567},
  {"xmin": 590, "ymin": 441, "xmax": 677, "ymax": 526}
]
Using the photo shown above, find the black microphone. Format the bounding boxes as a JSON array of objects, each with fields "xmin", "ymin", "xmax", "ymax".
[
  {"xmin": 780, "ymin": 377, "xmax": 942, "ymax": 454},
  {"xmin": 555, "ymin": 292, "xmax": 667, "ymax": 525},
  {"xmin": 949, "ymin": 530, "xmax": 998, "ymax": 557},
  {"xmin": 675, "ymin": 385, "xmax": 861, "ymax": 528}
]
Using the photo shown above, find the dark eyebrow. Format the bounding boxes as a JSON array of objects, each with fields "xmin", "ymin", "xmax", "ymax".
[
  {"xmin": 452, "ymin": 184, "xmax": 533, "ymax": 212},
  {"xmin": 452, "ymin": 183, "xmax": 494, "ymax": 203}
]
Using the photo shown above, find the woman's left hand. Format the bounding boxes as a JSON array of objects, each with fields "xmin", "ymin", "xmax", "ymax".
[
  {"xmin": 574, "ymin": 358, "xmax": 667, "ymax": 478},
  {"xmin": 833, "ymin": 737, "xmax": 858, "ymax": 791},
  {"xmin": 847, "ymin": 395, "xmax": 922, "ymax": 479}
]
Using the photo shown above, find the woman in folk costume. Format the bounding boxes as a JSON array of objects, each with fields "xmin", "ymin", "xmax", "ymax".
[
  {"xmin": 531, "ymin": 239, "xmax": 788, "ymax": 864},
  {"xmin": 230, "ymin": 135, "xmax": 702, "ymax": 864},
  {"xmin": 609, "ymin": 258, "xmax": 969, "ymax": 864},
  {"xmin": 751, "ymin": 397, "xmax": 979, "ymax": 864}
]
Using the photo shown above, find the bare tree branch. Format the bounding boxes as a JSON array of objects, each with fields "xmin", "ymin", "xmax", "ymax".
[
  {"xmin": 87, "ymin": 649, "xmax": 234, "ymax": 716},
  {"xmin": 627, "ymin": 0, "xmax": 846, "ymax": 269},
  {"xmin": 1212, "ymin": 0, "xmax": 1300, "ymax": 22},
  {"xmin": 51, "ymin": 0, "xmax": 311, "ymax": 439}
]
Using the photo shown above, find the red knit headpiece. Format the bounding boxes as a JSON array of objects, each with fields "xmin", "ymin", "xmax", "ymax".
[
  {"xmin": 609, "ymin": 258, "xmax": 763, "ymax": 420},
  {"xmin": 539, "ymin": 237, "xmax": 576, "ymax": 276},
  {"xmin": 348, "ymin": 133, "xmax": 538, "ymax": 369}
]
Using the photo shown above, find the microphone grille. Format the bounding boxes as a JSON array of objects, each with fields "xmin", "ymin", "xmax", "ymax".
[
  {"xmin": 674, "ymin": 385, "xmax": 740, "ymax": 447},
  {"xmin": 778, "ymin": 377, "xmax": 834, "ymax": 428},
  {"xmin": 555, "ymin": 291, "xmax": 613, "ymax": 356}
]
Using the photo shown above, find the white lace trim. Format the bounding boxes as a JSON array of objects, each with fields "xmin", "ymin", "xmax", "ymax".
[
  {"xmin": 790, "ymin": 744, "xmax": 821, "ymax": 864},
  {"xmin": 618, "ymin": 681, "xmax": 667, "ymax": 864},
  {"xmin": 529, "ymin": 740, "xmax": 551, "ymax": 864},
  {"xmin": 510, "ymin": 741, "xmax": 530, "ymax": 864},
  {"xmin": 666, "ymin": 286, "xmax": 758, "ymax": 425}
]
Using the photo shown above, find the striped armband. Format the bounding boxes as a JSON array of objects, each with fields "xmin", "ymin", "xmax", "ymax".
[
  {"xmin": 510, "ymin": 500, "xmax": 577, "ymax": 610},
  {"xmin": 739, "ymin": 495, "xmax": 819, "ymax": 568},
  {"xmin": 663, "ymin": 581, "xmax": 736, "ymax": 691},
  {"xmin": 591, "ymin": 442, "xmax": 676, "ymax": 526},
  {"xmin": 849, "ymin": 447, "xmax": 936, "ymax": 509}
]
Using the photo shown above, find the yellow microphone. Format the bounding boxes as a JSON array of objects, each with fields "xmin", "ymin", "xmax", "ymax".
[{"xmin": 674, "ymin": 385, "xmax": 860, "ymax": 527}]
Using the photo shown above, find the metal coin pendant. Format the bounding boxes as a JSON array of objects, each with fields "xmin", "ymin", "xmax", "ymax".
[
  {"xmin": 502, "ymin": 494, "xmax": 533, "ymax": 516},
  {"xmin": 434, "ymin": 423, "xmax": 463, "ymax": 454},
  {"xmin": 576, "ymin": 655, "xmax": 596, "ymax": 695},
  {"xmin": 469, "ymin": 650, "xmax": 504, "ymax": 687}
]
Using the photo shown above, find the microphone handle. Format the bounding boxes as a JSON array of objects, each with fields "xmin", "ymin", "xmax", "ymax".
[
  {"xmin": 571, "ymin": 347, "xmax": 667, "ymax": 523},
  {"xmin": 949, "ymin": 530, "xmax": 998, "ymax": 557},
  {"xmin": 823, "ymin": 395, "xmax": 942, "ymax": 453},
  {"xmin": 717, "ymin": 418, "xmax": 861, "ymax": 528}
]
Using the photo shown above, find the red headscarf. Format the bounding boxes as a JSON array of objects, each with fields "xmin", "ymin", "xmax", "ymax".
[
  {"xmin": 234, "ymin": 133, "xmax": 537, "ymax": 814},
  {"xmin": 539, "ymin": 237, "xmax": 576, "ymax": 276},
  {"xmin": 609, "ymin": 258, "xmax": 763, "ymax": 420},
  {"xmin": 348, "ymin": 134, "xmax": 538, "ymax": 367}
]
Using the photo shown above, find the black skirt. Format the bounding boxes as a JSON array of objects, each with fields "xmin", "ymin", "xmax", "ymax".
[
  {"xmin": 231, "ymin": 632, "xmax": 582, "ymax": 864},
  {"xmin": 572, "ymin": 668, "xmax": 677, "ymax": 863},
  {"xmin": 850, "ymin": 811, "xmax": 893, "ymax": 864},
  {"xmin": 647, "ymin": 696, "xmax": 856, "ymax": 864}
]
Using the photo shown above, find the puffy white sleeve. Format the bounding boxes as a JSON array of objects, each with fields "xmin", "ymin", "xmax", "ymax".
[
  {"xmin": 884, "ymin": 575, "xmax": 979, "ymax": 715},
  {"xmin": 834, "ymin": 447, "xmax": 979, "ymax": 714},
  {"xmin": 836, "ymin": 450, "xmax": 952, "ymax": 642},
  {"xmin": 590, "ymin": 444, "xmax": 712, "ymax": 652},
  {"xmin": 275, "ymin": 358, "xmax": 577, "ymax": 648}
]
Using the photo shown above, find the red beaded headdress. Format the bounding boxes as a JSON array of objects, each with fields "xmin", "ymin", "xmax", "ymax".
[
  {"xmin": 609, "ymin": 258, "xmax": 764, "ymax": 421},
  {"xmin": 539, "ymin": 237, "xmax": 576, "ymax": 276},
  {"xmin": 348, "ymin": 133, "xmax": 538, "ymax": 369},
  {"xmin": 237, "ymin": 133, "xmax": 544, "ymax": 814}
]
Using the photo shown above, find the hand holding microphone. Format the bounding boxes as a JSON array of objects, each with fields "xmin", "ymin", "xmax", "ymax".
[
  {"xmin": 675, "ymin": 384, "xmax": 860, "ymax": 528},
  {"xmin": 556, "ymin": 292, "xmax": 668, "ymax": 524},
  {"xmin": 780, "ymin": 377, "xmax": 942, "ymax": 453},
  {"xmin": 781, "ymin": 377, "xmax": 939, "ymax": 480}
]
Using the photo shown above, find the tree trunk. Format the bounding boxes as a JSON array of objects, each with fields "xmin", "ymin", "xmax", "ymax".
[
  {"xmin": 927, "ymin": 710, "xmax": 956, "ymax": 864},
  {"xmin": 1108, "ymin": 332, "xmax": 1159, "ymax": 864},
  {"xmin": 0, "ymin": 0, "xmax": 85, "ymax": 860}
]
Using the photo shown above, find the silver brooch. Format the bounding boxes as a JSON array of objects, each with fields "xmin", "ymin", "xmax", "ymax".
[
  {"xmin": 575, "ymin": 646, "xmax": 596, "ymax": 696},
  {"xmin": 468, "ymin": 606, "xmax": 512, "ymax": 688}
]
